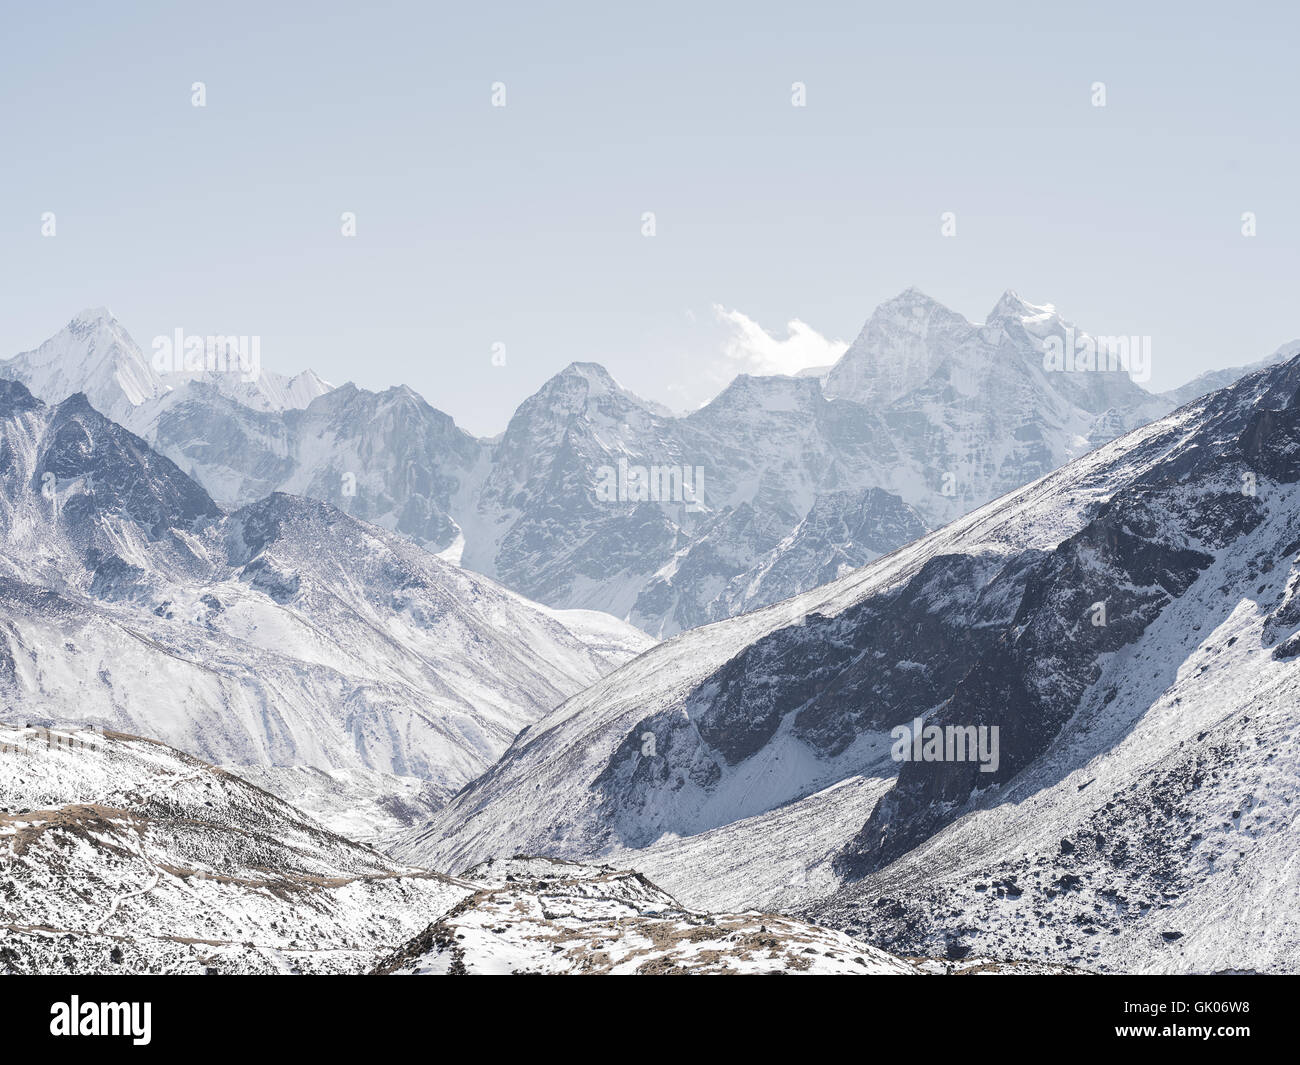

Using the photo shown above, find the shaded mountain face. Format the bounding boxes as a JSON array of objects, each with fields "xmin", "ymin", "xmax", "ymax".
[
  {"xmin": 0, "ymin": 381, "xmax": 651, "ymax": 811},
  {"xmin": 0, "ymin": 381, "xmax": 221, "ymax": 552},
  {"xmin": 10, "ymin": 292, "xmax": 1267, "ymax": 638},
  {"xmin": 395, "ymin": 354, "xmax": 1300, "ymax": 972}
]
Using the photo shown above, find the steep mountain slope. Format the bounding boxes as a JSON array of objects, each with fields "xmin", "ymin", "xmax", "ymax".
[
  {"xmin": 0, "ymin": 725, "xmax": 474, "ymax": 974},
  {"xmin": 807, "ymin": 619, "xmax": 1300, "ymax": 973},
  {"xmin": 393, "ymin": 354, "xmax": 1300, "ymax": 972},
  {"xmin": 0, "ymin": 381, "xmax": 651, "ymax": 813}
]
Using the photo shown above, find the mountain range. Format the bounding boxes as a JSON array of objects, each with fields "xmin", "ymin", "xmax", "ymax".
[
  {"xmin": 4, "ymin": 292, "xmax": 1298, "ymax": 974},
  {"xmin": 7, "ymin": 292, "xmax": 1287, "ymax": 638}
]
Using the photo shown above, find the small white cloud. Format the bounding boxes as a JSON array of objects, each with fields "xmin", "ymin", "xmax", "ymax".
[{"xmin": 713, "ymin": 305, "xmax": 847, "ymax": 377}]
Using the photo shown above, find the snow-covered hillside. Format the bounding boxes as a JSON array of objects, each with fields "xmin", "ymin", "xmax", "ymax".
[
  {"xmin": 372, "ymin": 856, "xmax": 918, "ymax": 975},
  {"xmin": 372, "ymin": 856, "xmax": 1069, "ymax": 975},
  {"xmin": 227, "ymin": 765, "xmax": 447, "ymax": 844},
  {"xmin": 0, "ymin": 725, "xmax": 474, "ymax": 974},
  {"xmin": 0, "ymin": 380, "xmax": 651, "ymax": 815},
  {"xmin": 3, "ymin": 733, "xmax": 1045, "ymax": 976},
  {"xmin": 393, "ymin": 352, "xmax": 1300, "ymax": 972}
]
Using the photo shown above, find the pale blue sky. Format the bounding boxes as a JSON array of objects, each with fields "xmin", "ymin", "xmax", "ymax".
[{"xmin": 1, "ymin": 1, "xmax": 1296, "ymax": 435}]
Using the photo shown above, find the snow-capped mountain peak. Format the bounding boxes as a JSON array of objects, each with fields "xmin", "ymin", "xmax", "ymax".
[
  {"xmin": 69, "ymin": 305, "xmax": 115, "ymax": 326},
  {"xmin": 2, "ymin": 308, "xmax": 167, "ymax": 422},
  {"xmin": 0, "ymin": 310, "xmax": 335, "ymax": 429},
  {"xmin": 822, "ymin": 288, "xmax": 977, "ymax": 405},
  {"xmin": 985, "ymin": 288, "xmax": 1059, "ymax": 327},
  {"xmin": 534, "ymin": 361, "xmax": 672, "ymax": 419},
  {"xmin": 558, "ymin": 359, "xmax": 621, "ymax": 390}
]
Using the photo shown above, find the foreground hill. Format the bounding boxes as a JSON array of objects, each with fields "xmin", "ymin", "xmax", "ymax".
[
  {"xmin": 3, "ymin": 733, "xmax": 1032, "ymax": 976},
  {"xmin": 0, "ymin": 725, "xmax": 473, "ymax": 973},
  {"xmin": 372, "ymin": 856, "xmax": 1071, "ymax": 975},
  {"xmin": 371, "ymin": 857, "xmax": 918, "ymax": 975}
]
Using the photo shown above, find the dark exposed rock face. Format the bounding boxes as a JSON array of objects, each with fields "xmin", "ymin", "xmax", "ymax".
[
  {"xmin": 1238, "ymin": 404, "xmax": 1300, "ymax": 483},
  {"xmin": 694, "ymin": 552, "xmax": 1022, "ymax": 766},
  {"xmin": 587, "ymin": 548, "xmax": 1034, "ymax": 838},
  {"xmin": 833, "ymin": 514, "xmax": 1221, "ymax": 877},
  {"xmin": 583, "ymin": 353, "xmax": 1300, "ymax": 878},
  {"xmin": 86, "ymin": 551, "xmax": 146, "ymax": 601},
  {"xmin": 30, "ymin": 392, "xmax": 221, "ymax": 540},
  {"xmin": 830, "ymin": 364, "xmax": 1300, "ymax": 878}
]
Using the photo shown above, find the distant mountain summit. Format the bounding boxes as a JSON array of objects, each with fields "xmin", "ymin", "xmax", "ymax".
[
  {"xmin": 0, "ymin": 308, "xmax": 333, "ymax": 429},
  {"xmin": 822, "ymin": 287, "xmax": 976, "ymax": 406},
  {"xmin": 0, "ymin": 308, "xmax": 167, "ymax": 425}
]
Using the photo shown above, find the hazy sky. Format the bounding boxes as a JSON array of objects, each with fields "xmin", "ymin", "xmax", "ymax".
[{"xmin": 2, "ymin": 1, "xmax": 1297, "ymax": 435}]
